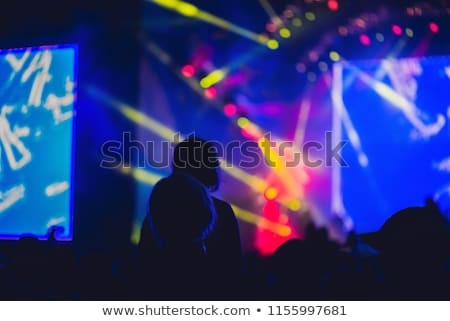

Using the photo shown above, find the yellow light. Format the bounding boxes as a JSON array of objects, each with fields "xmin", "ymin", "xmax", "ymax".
[
  {"xmin": 305, "ymin": 12, "xmax": 316, "ymax": 21},
  {"xmin": 147, "ymin": 0, "xmax": 268, "ymax": 47},
  {"xmin": 329, "ymin": 51, "xmax": 340, "ymax": 62},
  {"xmin": 177, "ymin": 2, "xmax": 198, "ymax": 16},
  {"xmin": 237, "ymin": 116, "xmax": 250, "ymax": 128},
  {"xmin": 231, "ymin": 205, "xmax": 291, "ymax": 236},
  {"xmin": 279, "ymin": 28, "xmax": 291, "ymax": 38},
  {"xmin": 292, "ymin": 18, "xmax": 302, "ymax": 27},
  {"xmin": 288, "ymin": 199, "xmax": 301, "ymax": 211},
  {"xmin": 279, "ymin": 225, "xmax": 292, "ymax": 237},
  {"xmin": 119, "ymin": 167, "xmax": 163, "ymax": 186},
  {"xmin": 264, "ymin": 187, "xmax": 279, "ymax": 200},
  {"xmin": 200, "ymin": 69, "xmax": 227, "ymax": 88},
  {"xmin": 267, "ymin": 39, "xmax": 279, "ymax": 50},
  {"xmin": 405, "ymin": 28, "xmax": 414, "ymax": 37}
]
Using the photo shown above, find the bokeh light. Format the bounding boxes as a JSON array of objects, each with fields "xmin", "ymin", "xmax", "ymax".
[
  {"xmin": 181, "ymin": 64, "xmax": 195, "ymax": 77},
  {"xmin": 429, "ymin": 22, "xmax": 439, "ymax": 33},
  {"xmin": 223, "ymin": 103, "xmax": 237, "ymax": 117},
  {"xmin": 267, "ymin": 39, "xmax": 279, "ymax": 50},
  {"xmin": 329, "ymin": 51, "xmax": 340, "ymax": 62},
  {"xmin": 279, "ymin": 28, "xmax": 291, "ymax": 38},
  {"xmin": 328, "ymin": 0, "xmax": 339, "ymax": 11},
  {"xmin": 359, "ymin": 34, "xmax": 371, "ymax": 46},
  {"xmin": 264, "ymin": 187, "xmax": 279, "ymax": 201},
  {"xmin": 392, "ymin": 24, "xmax": 403, "ymax": 36}
]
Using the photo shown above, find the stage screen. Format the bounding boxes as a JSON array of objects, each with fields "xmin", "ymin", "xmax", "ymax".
[
  {"xmin": 0, "ymin": 45, "xmax": 76, "ymax": 239},
  {"xmin": 332, "ymin": 55, "xmax": 450, "ymax": 233}
]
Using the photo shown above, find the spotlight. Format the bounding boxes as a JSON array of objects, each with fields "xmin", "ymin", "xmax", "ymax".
[
  {"xmin": 279, "ymin": 28, "xmax": 291, "ymax": 38},
  {"xmin": 264, "ymin": 187, "xmax": 279, "ymax": 201},
  {"xmin": 267, "ymin": 39, "xmax": 279, "ymax": 50},
  {"xmin": 329, "ymin": 51, "xmax": 340, "ymax": 62},
  {"xmin": 204, "ymin": 87, "xmax": 217, "ymax": 99},
  {"xmin": 328, "ymin": 0, "xmax": 339, "ymax": 11},
  {"xmin": 405, "ymin": 28, "xmax": 414, "ymax": 37},
  {"xmin": 181, "ymin": 64, "xmax": 195, "ymax": 77},
  {"xmin": 392, "ymin": 25, "xmax": 403, "ymax": 36},
  {"xmin": 292, "ymin": 18, "xmax": 302, "ymax": 27},
  {"xmin": 223, "ymin": 103, "xmax": 237, "ymax": 117},
  {"xmin": 237, "ymin": 116, "xmax": 249, "ymax": 128},
  {"xmin": 375, "ymin": 33, "xmax": 384, "ymax": 42},
  {"xmin": 359, "ymin": 34, "xmax": 371, "ymax": 46},
  {"xmin": 429, "ymin": 22, "xmax": 439, "ymax": 33},
  {"xmin": 305, "ymin": 12, "xmax": 316, "ymax": 21}
]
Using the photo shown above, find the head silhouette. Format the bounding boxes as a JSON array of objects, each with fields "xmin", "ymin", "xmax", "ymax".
[
  {"xmin": 172, "ymin": 136, "xmax": 220, "ymax": 191},
  {"xmin": 148, "ymin": 173, "xmax": 217, "ymax": 250}
]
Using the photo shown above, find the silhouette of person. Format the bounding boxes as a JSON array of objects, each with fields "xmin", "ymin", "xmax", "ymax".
[
  {"xmin": 138, "ymin": 173, "xmax": 218, "ymax": 298},
  {"xmin": 369, "ymin": 200, "xmax": 450, "ymax": 298},
  {"xmin": 177, "ymin": 137, "xmax": 243, "ymax": 272},
  {"xmin": 138, "ymin": 136, "xmax": 243, "ymax": 276}
]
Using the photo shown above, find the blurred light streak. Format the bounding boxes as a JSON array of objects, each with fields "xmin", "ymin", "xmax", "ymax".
[
  {"xmin": 86, "ymin": 87, "xmax": 275, "ymax": 201},
  {"xmin": 331, "ymin": 63, "xmax": 368, "ymax": 169},
  {"xmin": 200, "ymin": 69, "xmax": 227, "ymax": 88},
  {"xmin": 346, "ymin": 62, "xmax": 446, "ymax": 138},
  {"xmin": 264, "ymin": 186, "xmax": 279, "ymax": 201},
  {"xmin": 147, "ymin": 0, "xmax": 275, "ymax": 47},
  {"xmin": 258, "ymin": 136, "xmax": 303, "ymax": 199},
  {"xmin": 232, "ymin": 204, "xmax": 291, "ymax": 237},
  {"xmin": 258, "ymin": 0, "xmax": 283, "ymax": 28},
  {"xmin": 120, "ymin": 165, "xmax": 290, "ymax": 237},
  {"xmin": 293, "ymin": 99, "xmax": 311, "ymax": 148},
  {"xmin": 120, "ymin": 167, "xmax": 164, "ymax": 185}
]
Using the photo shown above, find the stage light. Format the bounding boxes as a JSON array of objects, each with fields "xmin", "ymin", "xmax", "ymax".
[
  {"xmin": 264, "ymin": 187, "xmax": 279, "ymax": 201},
  {"xmin": 204, "ymin": 87, "xmax": 217, "ymax": 99},
  {"xmin": 405, "ymin": 28, "xmax": 414, "ymax": 37},
  {"xmin": 329, "ymin": 51, "xmax": 340, "ymax": 62},
  {"xmin": 296, "ymin": 62, "xmax": 306, "ymax": 73},
  {"xmin": 308, "ymin": 51, "xmax": 319, "ymax": 62},
  {"xmin": 288, "ymin": 199, "xmax": 301, "ymax": 211},
  {"xmin": 267, "ymin": 39, "xmax": 279, "ymax": 50},
  {"xmin": 200, "ymin": 69, "xmax": 226, "ymax": 88},
  {"xmin": 392, "ymin": 25, "xmax": 402, "ymax": 36},
  {"xmin": 338, "ymin": 26, "xmax": 348, "ymax": 36},
  {"xmin": 328, "ymin": 0, "xmax": 339, "ymax": 11},
  {"xmin": 305, "ymin": 12, "xmax": 316, "ymax": 21},
  {"xmin": 232, "ymin": 204, "xmax": 291, "ymax": 236},
  {"xmin": 266, "ymin": 22, "xmax": 276, "ymax": 33},
  {"xmin": 318, "ymin": 61, "xmax": 328, "ymax": 72},
  {"xmin": 181, "ymin": 64, "xmax": 195, "ymax": 77},
  {"xmin": 292, "ymin": 18, "xmax": 302, "ymax": 27},
  {"xmin": 176, "ymin": 1, "xmax": 198, "ymax": 16},
  {"xmin": 148, "ymin": 0, "xmax": 269, "ymax": 46},
  {"xmin": 284, "ymin": 9, "xmax": 294, "ymax": 18},
  {"xmin": 279, "ymin": 226, "xmax": 292, "ymax": 237},
  {"xmin": 279, "ymin": 28, "xmax": 291, "ymax": 38},
  {"xmin": 358, "ymin": 153, "xmax": 369, "ymax": 167},
  {"xmin": 429, "ymin": 22, "xmax": 439, "ymax": 33},
  {"xmin": 375, "ymin": 33, "xmax": 384, "ymax": 42},
  {"xmin": 223, "ymin": 103, "xmax": 237, "ymax": 117},
  {"xmin": 359, "ymin": 34, "xmax": 371, "ymax": 46},
  {"xmin": 237, "ymin": 116, "xmax": 250, "ymax": 128}
]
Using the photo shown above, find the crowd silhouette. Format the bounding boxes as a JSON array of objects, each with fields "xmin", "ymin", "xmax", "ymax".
[{"xmin": 0, "ymin": 136, "xmax": 449, "ymax": 300}]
